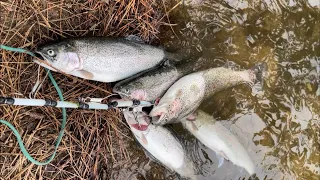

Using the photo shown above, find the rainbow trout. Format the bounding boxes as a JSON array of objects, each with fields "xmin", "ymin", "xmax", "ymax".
[
  {"xmin": 34, "ymin": 36, "xmax": 168, "ymax": 82},
  {"xmin": 150, "ymin": 63, "xmax": 266, "ymax": 125},
  {"xmin": 181, "ymin": 110, "xmax": 255, "ymax": 175},
  {"xmin": 123, "ymin": 110, "xmax": 198, "ymax": 179},
  {"xmin": 113, "ymin": 59, "xmax": 198, "ymax": 101}
]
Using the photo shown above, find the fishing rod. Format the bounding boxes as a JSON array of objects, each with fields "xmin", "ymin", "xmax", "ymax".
[{"xmin": 0, "ymin": 96, "xmax": 153, "ymax": 110}]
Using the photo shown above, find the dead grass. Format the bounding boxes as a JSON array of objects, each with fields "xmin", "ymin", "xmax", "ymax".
[{"xmin": 0, "ymin": 0, "xmax": 175, "ymax": 179}]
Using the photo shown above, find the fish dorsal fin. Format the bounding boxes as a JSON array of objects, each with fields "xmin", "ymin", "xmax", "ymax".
[{"xmin": 125, "ymin": 35, "xmax": 144, "ymax": 43}]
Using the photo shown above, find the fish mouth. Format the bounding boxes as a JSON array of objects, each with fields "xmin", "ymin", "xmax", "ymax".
[
  {"xmin": 123, "ymin": 110, "xmax": 150, "ymax": 131},
  {"xmin": 114, "ymin": 91, "xmax": 130, "ymax": 100},
  {"xmin": 33, "ymin": 51, "xmax": 57, "ymax": 71},
  {"xmin": 112, "ymin": 84, "xmax": 130, "ymax": 99},
  {"xmin": 33, "ymin": 51, "xmax": 48, "ymax": 61},
  {"xmin": 130, "ymin": 123, "xmax": 149, "ymax": 131},
  {"xmin": 34, "ymin": 51, "xmax": 45, "ymax": 60}
]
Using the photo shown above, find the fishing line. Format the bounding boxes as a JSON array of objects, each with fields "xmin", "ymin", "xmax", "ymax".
[
  {"xmin": 29, "ymin": 66, "xmax": 41, "ymax": 98},
  {"xmin": 29, "ymin": 66, "xmax": 48, "ymax": 98},
  {"xmin": 0, "ymin": 44, "xmax": 66, "ymax": 165}
]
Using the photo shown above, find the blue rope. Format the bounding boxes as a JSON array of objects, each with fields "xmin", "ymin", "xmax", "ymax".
[
  {"xmin": 0, "ymin": 45, "xmax": 66, "ymax": 165},
  {"xmin": 0, "ymin": 45, "xmax": 36, "ymax": 56}
]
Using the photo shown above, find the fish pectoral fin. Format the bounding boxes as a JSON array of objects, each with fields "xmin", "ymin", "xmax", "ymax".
[
  {"xmin": 154, "ymin": 98, "xmax": 160, "ymax": 105},
  {"xmin": 191, "ymin": 121, "xmax": 198, "ymax": 131},
  {"xmin": 77, "ymin": 70, "xmax": 94, "ymax": 80},
  {"xmin": 141, "ymin": 133, "xmax": 148, "ymax": 145},
  {"xmin": 216, "ymin": 153, "xmax": 225, "ymax": 168},
  {"xmin": 220, "ymin": 151, "xmax": 229, "ymax": 161},
  {"xmin": 186, "ymin": 112, "xmax": 198, "ymax": 121}
]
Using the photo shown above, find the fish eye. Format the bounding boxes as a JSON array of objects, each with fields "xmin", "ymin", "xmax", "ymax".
[
  {"xmin": 125, "ymin": 88, "xmax": 130, "ymax": 93},
  {"xmin": 47, "ymin": 49, "xmax": 55, "ymax": 57}
]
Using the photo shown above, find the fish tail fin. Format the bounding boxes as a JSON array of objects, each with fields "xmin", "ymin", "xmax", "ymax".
[{"xmin": 249, "ymin": 62, "xmax": 267, "ymax": 91}]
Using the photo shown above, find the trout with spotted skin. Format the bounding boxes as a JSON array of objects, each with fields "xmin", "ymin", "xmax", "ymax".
[
  {"xmin": 113, "ymin": 59, "xmax": 198, "ymax": 101},
  {"xmin": 34, "ymin": 36, "xmax": 169, "ymax": 82},
  {"xmin": 123, "ymin": 110, "xmax": 197, "ymax": 179},
  {"xmin": 150, "ymin": 63, "xmax": 266, "ymax": 125}
]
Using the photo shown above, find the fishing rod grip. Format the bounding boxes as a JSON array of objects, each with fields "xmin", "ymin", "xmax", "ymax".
[
  {"xmin": 0, "ymin": 97, "xmax": 153, "ymax": 109},
  {"xmin": 111, "ymin": 99, "xmax": 152, "ymax": 107},
  {"xmin": 0, "ymin": 97, "xmax": 15, "ymax": 105},
  {"xmin": 0, "ymin": 97, "xmax": 80, "ymax": 108}
]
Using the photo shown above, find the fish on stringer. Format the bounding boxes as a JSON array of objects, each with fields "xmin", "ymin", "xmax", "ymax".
[
  {"xmin": 34, "ymin": 36, "xmax": 178, "ymax": 83},
  {"xmin": 113, "ymin": 58, "xmax": 202, "ymax": 102},
  {"xmin": 122, "ymin": 110, "xmax": 198, "ymax": 180},
  {"xmin": 181, "ymin": 110, "xmax": 256, "ymax": 176},
  {"xmin": 150, "ymin": 63, "xmax": 267, "ymax": 125}
]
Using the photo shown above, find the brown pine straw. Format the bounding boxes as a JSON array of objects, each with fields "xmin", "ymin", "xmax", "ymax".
[{"xmin": 0, "ymin": 0, "xmax": 180, "ymax": 179}]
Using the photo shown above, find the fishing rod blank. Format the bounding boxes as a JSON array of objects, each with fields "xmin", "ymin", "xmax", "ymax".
[{"xmin": 0, "ymin": 97, "xmax": 152, "ymax": 110}]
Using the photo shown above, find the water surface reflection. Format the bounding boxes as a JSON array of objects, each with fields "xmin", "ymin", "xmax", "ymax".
[{"xmin": 122, "ymin": 0, "xmax": 319, "ymax": 179}]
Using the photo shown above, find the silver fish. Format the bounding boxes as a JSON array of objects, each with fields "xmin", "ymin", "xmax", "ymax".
[
  {"xmin": 150, "ymin": 63, "xmax": 266, "ymax": 125},
  {"xmin": 34, "ymin": 36, "xmax": 168, "ymax": 82},
  {"xmin": 123, "ymin": 110, "xmax": 198, "ymax": 179},
  {"xmin": 113, "ymin": 59, "xmax": 198, "ymax": 101},
  {"xmin": 181, "ymin": 110, "xmax": 255, "ymax": 175}
]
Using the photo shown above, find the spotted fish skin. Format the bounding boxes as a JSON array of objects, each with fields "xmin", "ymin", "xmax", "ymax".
[
  {"xmin": 150, "ymin": 64, "xmax": 265, "ymax": 125},
  {"xmin": 202, "ymin": 67, "xmax": 256, "ymax": 97},
  {"xmin": 34, "ymin": 37, "xmax": 167, "ymax": 82},
  {"xmin": 113, "ymin": 59, "xmax": 199, "ymax": 102}
]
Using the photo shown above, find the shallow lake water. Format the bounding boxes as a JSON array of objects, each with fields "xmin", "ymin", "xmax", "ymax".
[{"xmin": 120, "ymin": 0, "xmax": 319, "ymax": 180}]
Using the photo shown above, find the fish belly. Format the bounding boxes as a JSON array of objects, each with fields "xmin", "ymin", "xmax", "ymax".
[{"xmin": 132, "ymin": 126, "xmax": 185, "ymax": 170}]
